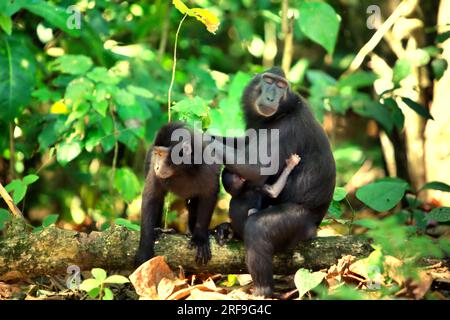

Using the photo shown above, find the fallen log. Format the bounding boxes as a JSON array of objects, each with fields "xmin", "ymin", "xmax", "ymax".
[{"xmin": 0, "ymin": 218, "xmax": 372, "ymax": 280}]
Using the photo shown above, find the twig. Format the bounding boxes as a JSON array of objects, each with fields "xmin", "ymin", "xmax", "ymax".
[
  {"xmin": 344, "ymin": 0, "xmax": 411, "ymax": 76},
  {"xmin": 281, "ymin": 0, "xmax": 294, "ymax": 74},
  {"xmin": 167, "ymin": 13, "xmax": 188, "ymax": 122},
  {"xmin": 158, "ymin": 4, "xmax": 171, "ymax": 61},
  {"xmin": 0, "ymin": 182, "xmax": 23, "ymax": 218}
]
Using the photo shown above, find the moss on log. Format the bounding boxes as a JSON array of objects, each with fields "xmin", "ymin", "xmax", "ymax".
[{"xmin": 0, "ymin": 218, "xmax": 372, "ymax": 280}]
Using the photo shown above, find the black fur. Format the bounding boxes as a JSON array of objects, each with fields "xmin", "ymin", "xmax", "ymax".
[
  {"xmin": 221, "ymin": 69, "xmax": 336, "ymax": 296},
  {"xmin": 135, "ymin": 122, "xmax": 220, "ymax": 267}
]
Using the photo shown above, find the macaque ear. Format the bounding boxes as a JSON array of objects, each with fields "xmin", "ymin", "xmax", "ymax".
[{"xmin": 181, "ymin": 141, "xmax": 192, "ymax": 156}]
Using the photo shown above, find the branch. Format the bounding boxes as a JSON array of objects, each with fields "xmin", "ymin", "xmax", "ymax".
[
  {"xmin": 0, "ymin": 182, "xmax": 23, "ymax": 218},
  {"xmin": 344, "ymin": 0, "xmax": 415, "ymax": 75},
  {"xmin": 0, "ymin": 218, "xmax": 372, "ymax": 280}
]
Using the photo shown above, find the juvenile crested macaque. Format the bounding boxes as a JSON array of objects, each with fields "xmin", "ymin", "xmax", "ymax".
[
  {"xmin": 135, "ymin": 122, "xmax": 220, "ymax": 267},
  {"xmin": 223, "ymin": 154, "xmax": 301, "ymax": 215}
]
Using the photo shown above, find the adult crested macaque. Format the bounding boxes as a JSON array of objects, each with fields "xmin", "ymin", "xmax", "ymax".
[
  {"xmin": 135, "ymin": 122, "xmax": 220, "ymax": 267},
  {"xmin": 215, "ymin": 67, "xmax": 336, "ymax": 297}
]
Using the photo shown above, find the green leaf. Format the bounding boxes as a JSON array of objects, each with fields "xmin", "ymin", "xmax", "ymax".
[
  {"xmin": 51, "ymin": 55, "xmax": 93, "ymax": 75},
  {"xmin": 127, "ymin": 85, "xmax": 154, "ymax": 98},
  {"xmin": 420, "ymin": 181, "xmax": 450, "ymax": 193},
  {"xmin": 0, "ymin": 35, "xmax": 36, "ymax": 122},
  {"xmin": 431, "ymin": 58, "xmax": 448, "ymax": 80},
  {"xmin": 383, "ymin": 98, "xmax": 404, "ymax": 131},
  {"xmin": 294, "ymin": 268, "xmax": 326, "ymax": 299},
  {"xmin": 23, "ymin": 174, "xmax": 39, "ymax": 185},
  {"xmin": 91, "ymin": 268, "xmax": 107, "ymax": 281},
  {"xmin": 56, "ymin": 140, "xmax": 83, "ymax": 166},
  {"xmin": 436, "ymin": 30, "xmax": 450, "ymax": 43},
  {"xmin": 80, "ymin": 278, "xmax": 101, "ymax": 292},
  {"xmin": 426, "ymin": 207, "xmax": 450, "ymax": 222},
  {"xmin": 5, "ymin": 179, "xmax": 27, "ymax": 204},
  {"xmin": 393, "ymin": 59, "xmax": 411, "ymax": 84},
  {"xmin": 42, "ymin": 214, "xmax": 59, "ymax": 227},
  {"xmin": 114, "ymin": 168, "xmax": 141, "ymax": 203},
  {"xmin": 87, "ymin": 67, "xmax": 119, "ymax": 85},
  {"xmin": 114, "ymin": 218, "xmax": 140, "ymax": 231},
  {"xmin": 365, "ymin": 101, "xmax": 393, "ymax": 133},
  {"xmin": 0, "ymin": 14, "xmax": 12, "ymax": 35},
  {"xmin": 104, "ymin": 275, "xmax": 130, "ymax": 284},
  {"xmin": 337, "ymin": 71, "xmax": 377, "ymax": 89},
  {"xmin": 92, "ymin": 100, "xmax": 108, "ymax": 117},
  {"xmin": 327, "ymin": 201, "xmax": 342, "ymax": 218},
  {"xmin": 298, "ymin": 2, "xmax": 340, "ymax": 55},
  {"xmin": 102, "ymin": 287, "xmax": 114, "ymax": 300},
  {"xmin": 333, "ymin": 187, "xmax": 347, "ymax": 201},
  {"xmin": 88, "ymin": 287, "xmax": 100, "ymax": 299},
  {"xmin": 356, "ymin": 179, "xmax": 409, "ymax": 212},
  {"xmin": 0, "ymin": 208, "xmax": 12, "ymax": 230},
  {"xmin": 22, "ymin": 0, "xmax": 81, "ymax": 37},
  {"xmin": 401, "ymin": 97, "xmax": 433, "ymax": 120}
]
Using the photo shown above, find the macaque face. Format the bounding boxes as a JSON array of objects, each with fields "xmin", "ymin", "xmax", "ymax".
[
  {"xmin": 152, "ymin": 146, "xmax": 175, "ymax": 179},
  {"xmin": 254, "ymin": 73, "xmax": 289, "ymax": 117}
]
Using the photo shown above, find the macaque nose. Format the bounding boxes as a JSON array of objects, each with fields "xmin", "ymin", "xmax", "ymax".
[{"xmin": 266, "ymin": 95, "xmax": 274, "ymax": 102}]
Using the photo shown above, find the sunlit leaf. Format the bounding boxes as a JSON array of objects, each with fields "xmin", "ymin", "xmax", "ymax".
[
  {"xmin": 23, "ymin": 174, "xmax": 39, "ymax": 185},
  {"xmin": 173, "ymin": 0, "xmax": 189, "ymax": 14},
  {"xmin": 104, "ymin": 275, "xmax": 130, "ymax": 284},
  {"xmin": 189, "ymin": 8, "xmax": 220, "ymax": 34},
  {"xmin": 80, "ymin": 278, "xmax": 101, "ymax": 292},
  {"xmin": 333, "ymin": 187, "xmax": 347, "ymax": 201},
  {"xmin": 42, "ymin": 214, "xmax": 59, "ymax": 227},
  {"xmin": 91, "ymin": 268, "xmax": 107, "ymax": 281},
  {"xmin": 56, "ymin": 140, "xmax": 83, "ymax": 166},
  {"xmin": 102, "ymin": 287, "xmax": 114, "ymax": 300},
  {"xmin": 294, "ymin": 268, "xmax": 326, "ymax": 299},
  {"xmin": 298, "ymin": 2, "xmax": 340, "ymax": 55},
  {"xmin": 51, "ymin": 55, "xmax": 93, "ymax": 75},
  {"xmin": 0, "ymin": 14, "xmax": 12, "ymax": 35}
]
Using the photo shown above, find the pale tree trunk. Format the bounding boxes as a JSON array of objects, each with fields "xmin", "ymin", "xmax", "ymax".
[{"xmin": 424, "ymin": 0, "xmax": 450, "ymax": 206}]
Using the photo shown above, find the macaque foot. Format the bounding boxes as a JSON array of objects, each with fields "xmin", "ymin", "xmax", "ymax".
[
  {"xmin": 213, "ymin": 223, "xmax": 234, "ymax": 246},
  {"xmin": 286, "ymin": 153, "xmax": 301, "ymax": 168}
]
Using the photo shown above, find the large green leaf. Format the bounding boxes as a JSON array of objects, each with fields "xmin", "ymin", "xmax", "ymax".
[
  {"xmin": 298, "ymin": 2, "xmax": 340, "ymax": 55},
  {"xmin": 51, "ymin": 55, "xmax": 93, "ymax": 75},
  {"xmin": 0, "ymin": 14, "xmax": 12, "ymax": 35},
  {"xmin": 22, "ymin": 0, "xmax": 81, "ymax": 37},
  {"xmin": 356, "ymin": 179, "xmax": 409, "ymax": 212},
  {"xmin": 337, "ymin": 71, "xmax": 377, "ymax": 89},
  {"xmin": 0, "ymin": 35, "xmax": 36, "ymax": 122}
]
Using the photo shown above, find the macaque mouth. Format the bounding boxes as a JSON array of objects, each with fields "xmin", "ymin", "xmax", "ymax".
[{"xmin": 257, "ymin": 103, "xmax": 278, "ymax": 116}]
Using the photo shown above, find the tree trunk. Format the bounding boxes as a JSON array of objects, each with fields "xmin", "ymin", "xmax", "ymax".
[
  {"xmin": 0, "ymin": 219, "xmax": 372, "ymax": 280},
  {"xmin": 424, "ymin": 0, "xmax": 450, "ymax": 206}
]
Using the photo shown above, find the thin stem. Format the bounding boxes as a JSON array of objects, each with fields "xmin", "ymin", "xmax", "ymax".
[
  {"xmin": 110, "ymin": 107, "xmax": 119, "ymax": 192},
  {"xmin": 0, "ymin": 182, "xmax": 23, "ymax": 218},
  {"xmin": 9, "ymin": 123, "xmax": 15, "ymax": 179},
  {"xmin": 167, "ymin": 13, "xmax": 188, "ymax": 122},
  {"xmin": 345, "ymin": 196, "xmax": 356, "ymax": 235}
]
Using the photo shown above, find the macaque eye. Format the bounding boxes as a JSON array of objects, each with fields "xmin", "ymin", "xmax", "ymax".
[
  {"xmin": 276, "ymin": 81, "xmax": 288, "ymax": 89},
  {"xmin": 263, "ymin": 76, "xmax": 274, "ymax": 84}
]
